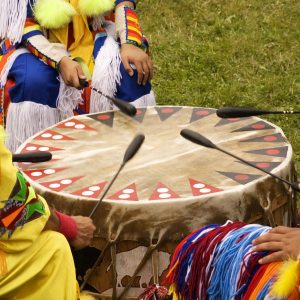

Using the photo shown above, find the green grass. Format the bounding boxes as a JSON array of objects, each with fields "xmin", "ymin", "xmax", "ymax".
[{"xmin": 138, "ymin": 0, "xmax": 300, "ymax": 171}]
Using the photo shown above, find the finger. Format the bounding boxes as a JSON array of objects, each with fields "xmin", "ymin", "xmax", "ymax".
[
  {"xmin": 71, "ymin": 73, "xmax": 81, "ymax": 89},
  {"xmin": 269, "ymin": 226, "xmax": 293, "ymax": 234},
  {"xmin": 123, "ymin": 58, "xmax": 134, "ymax": 77},
  {"xmin": 135, "ymin": 61, "xmax": 144, "ymax": 85},
  {"xmin": 142, "ymin": 61, "xmax": 150, "ymax": 85},
  {"xmin": 252, "ymin": 241, "xmax": 284, "ymax": 252},
  {"xmin": 258, "ymin": 251, "xmax": 286, "ymax": 264},
  {"xmin": 252, "ymin": 233, "xmax": 283, "ymax": 245},
  {"xmin": 147, "ymin": 58, "xmax": 154, "ymax": 81}
]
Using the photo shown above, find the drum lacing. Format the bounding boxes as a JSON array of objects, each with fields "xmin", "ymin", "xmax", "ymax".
[
  {"xmin": 116, "ymin": 240, "xmax": 159, "ymax": 300},
  {"xmin": 260, "ymin": 196, "xmax": 276, "ymax": 227}
]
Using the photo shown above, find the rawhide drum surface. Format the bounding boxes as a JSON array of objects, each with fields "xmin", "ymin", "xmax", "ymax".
[{"xmin": 17, "ymin": 106, "xmax": 296, "ymax": 242}]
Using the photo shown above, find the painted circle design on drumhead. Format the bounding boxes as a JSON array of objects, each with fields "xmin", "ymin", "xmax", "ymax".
[
  {"xmin": 193, "ymin": 183, "xmax": 205, "ymax": 189},
  {"xmin": 65, "ymin": 122, "xmax": 76, "ymax": 127},
  {"xmin": 89, "ymin": 186, "xmax": 101, "ymax": 191},
  {"xmin": 31, "ymin": 171, "xmax": 43, "ymax": 177},
  {"xmin": 18, "ymin": 106, "xmax": 292, "ymax": 202},
  {"xmin": 26, "ymin": 146, "xmax": 37, "ymax": 151},
  {"xmin": 39, "ymin": 146, "xmax": 50, "ymax": 151}
]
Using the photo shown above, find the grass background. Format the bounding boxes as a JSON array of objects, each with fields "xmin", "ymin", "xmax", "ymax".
[{"xmin": 138, "ymin": 0, "xmax": 300, "ymax": 172}]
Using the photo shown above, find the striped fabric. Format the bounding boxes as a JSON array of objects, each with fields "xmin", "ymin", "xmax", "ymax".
[
  {"xmin": 22, "ymin": 19, "xmax": 57, "ymax": 69},
  {"xmin": 124, "ymin": 6, "xmax": 143, "ymax": 47}
]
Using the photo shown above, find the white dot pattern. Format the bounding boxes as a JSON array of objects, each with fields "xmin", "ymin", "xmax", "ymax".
[
  {"xmin": 89, "ymin": 186, "xmax": 101, "ymax": 191},
  {"xmin": 39, "ymin": 147, "xmax": 50, "ymax": 151},
  {"xmin": 65, "ymin": 122, "xmax": 75, "ymax": 127},
  {"xmin": 157, "ymin": 188, "xmax": 169, "ymax": 193},
  {"xmin": 61, "ymin": 179, "xmax": 72, "ymax": 185},
  {"xmin": 44, "ymin": 169, "xmax": 56, "ymax": 175},
  {"xmin": 49, "ymin": 183, "xmax": 60, "ymax": 189},
  {"xmin": 75, "ymin": 124, "xmax": 85, "ymax": 129},
  {"xmin": 119, "ymin": 194, "xmax": 130, "ymax": 199},
  {"xmin": 82, "ymin": 191, "xmax": 94, "ymax": 196},
  {"xmin": 26, "ymin": 146, "xmax": 37, "ymax": 151},
  {"xmin": 159, "ymin": 193, "xmax": 171, "ymax": 199},
  {"xmin": 122, "ymin": 188, "xmax": 134, "ymax": 194},
  {"xmin": 193, "ymin": 183, "xmax": 205, "ymax": 189}
]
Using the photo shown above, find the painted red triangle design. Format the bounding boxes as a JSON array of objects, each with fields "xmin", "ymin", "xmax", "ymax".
[
  {"xmin": 215, "ymin": 117, "xmax": 247, "ymax": 127},
  {"xmin": 155, "ymin": 107, "xmax": 182, "ymax": 121},
  {"xmin": 133, "ymin": 108, "xmax": 147, "ymax": 123},
  {"xmin": 89, "ymin": 112, "xmax": 114, "ymax": 127},
  {"xmin": 40, "ymin": 176, "xmax": 83, "ymax": 192},
  {"xmin": 190, "ymin": 108, "xmax": 216, "ymax": 123},
  {"xmin": 189, "ymin": 179, "xmax": 222, "ymax": 196},
  {"xmin": 71, "ymin": 181, "xmax": 108, "ymax": 198},
  {"xmin": 240, "ymin": 133, "xmax": 285, "ymax": 143},
  {"xmin": 23, "ymin": 168, "xmax": 65, "ymax": 180},
  {"xmin": 107, "ymin": 183, "xmax": 138, "ymax": 201},
  {"xmin": 218, "ymin": 171, "xmax": 261, "ymax": 184},
  {"xmin": 56, "ymin": 119, "xmax": 96, "ymax": 131},
  {"xmin": 20, "ymin": 143, "xmax": 64, "ymax": 153},
  {"xmin": 149, "ymin": 182, "xmax": 181, "ymax": 200},
  {"xmin": 35, "ymin": 130, "xmax": 74, "ymax": 141}
]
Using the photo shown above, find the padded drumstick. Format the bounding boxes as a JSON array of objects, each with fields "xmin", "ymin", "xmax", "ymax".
[
  {"xmin": 89, "ymin": 133, "xmax": 145, "ymax": 218},
  {"xmin": 180, "ymin": 129, "xmax": 300, "ymax": 192},
  {"xmin": 80, "ymin": 79, "xmax": 137, "ymax": 116},
  {"xmin": 80, "ymin": 134, "xmax": 145, "ymax": 291},
  {"xmin": 217, "ymin": 107, "xmax": 300, "ymax": 118},
  {"xmin": 12, "ymin": 151, "xmax": 52, "ymax": 163}
]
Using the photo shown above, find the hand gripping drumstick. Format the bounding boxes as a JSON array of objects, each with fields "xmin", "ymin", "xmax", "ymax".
[
  {"xmin": 80, "ymin": 134, "xmax": 145, "ymax": 291},
  {"xmin": 12, "ymin": 151, "xmax": 52, "ymax": 163},
  {"xmin": 80, "ymin": 79, "xmax": 137, "ymax": 117},
  {"xmin": 217, "ymin": 107, "xmax": 300, "ymax": 118},
  {"xmin": 180, "ymin": 129, "xmax": 300, "ymax": 192}
]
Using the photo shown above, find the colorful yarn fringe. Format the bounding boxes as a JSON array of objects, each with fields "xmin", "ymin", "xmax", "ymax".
[{"xmin": 164, "ymin": 221, "xmax": 300, "ymax": 300}]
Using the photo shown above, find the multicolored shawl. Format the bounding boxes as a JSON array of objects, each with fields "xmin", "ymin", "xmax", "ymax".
[{"xmin": 164, "ymin": 221, "xmax": 300, "ymax": 300}]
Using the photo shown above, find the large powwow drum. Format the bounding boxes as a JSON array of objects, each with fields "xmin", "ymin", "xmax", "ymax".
[{"xmin": 16, "ymin": 106, "xmax": 297, "ymax": 298}]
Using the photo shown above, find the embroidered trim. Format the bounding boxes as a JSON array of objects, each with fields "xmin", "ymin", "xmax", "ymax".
[
  {"xmin": 0, "ymin": 172, "xmax": 46, "ymax": 238},
  {"xmin": 124, "ymin": 6, "xmax": 143, "ymax": 47},
  {"xmin": 25, "ymin": 40, "xmax": 57, "ymax": 69}
]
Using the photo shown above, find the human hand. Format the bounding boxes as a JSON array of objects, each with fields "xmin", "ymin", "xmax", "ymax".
[
  {"xmin": 59, "ymin": 56, "xmax": 86, "ymax": 89},
  {"xmin": 120, "ymin": 43, "xmax": 153, "ymax": 85},
  {"xmin": 252, "ymin": 226, "xmax": 300, "ymax": 264},
  {"xmin": 69, "ymin": 216, "xmax": 96, "ymax": 250}
]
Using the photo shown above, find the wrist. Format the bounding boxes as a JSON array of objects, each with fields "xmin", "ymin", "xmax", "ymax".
[{"xmin": 54, "ymin": 210, "xmax": 77, "ymax": 240}]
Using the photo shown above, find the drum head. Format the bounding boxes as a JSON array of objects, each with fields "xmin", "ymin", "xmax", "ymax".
[{"xmin": 17, "ymin": 106, "xmax": 292, "ymax": 202}]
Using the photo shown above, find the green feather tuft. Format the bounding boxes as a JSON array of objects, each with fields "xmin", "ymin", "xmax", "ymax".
[
  {"xmin": 78, "ymin": 0, "xmax": 115, "ymax": 17},
  {"xmin": 34, "ymin": 0, "xmax": 76, "ymax": 29}
]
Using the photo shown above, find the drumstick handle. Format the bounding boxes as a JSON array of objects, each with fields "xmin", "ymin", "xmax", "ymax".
[
  {"xmin": 80, "ymin": 79, "xmax": 137, "ymax": 116},
  {"xmin": 12, "ymin": 151, "xmax": 52, "ymax": 163},
  {"xmin": 89, "ymin": 163, "xmax": 125, "ymax": 218},
  {"xmin": 217, "ymin": 146, "xmax": 300, "ymax": 192}
]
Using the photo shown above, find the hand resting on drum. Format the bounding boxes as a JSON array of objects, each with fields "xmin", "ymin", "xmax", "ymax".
[
  {"xmin": 252, "ymin": 226, "xmax": 300, "ymax": 264},
  {"xmin": 43, "ymin": 208, "xmax": 96, "ymax": 250},
  {"xmin": 69, "ymin": 216, "xmax": 96, "ymax": 250}
]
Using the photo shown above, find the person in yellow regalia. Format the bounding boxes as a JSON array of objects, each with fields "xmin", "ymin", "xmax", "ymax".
[{"xmin": 0, "ymin": 126, "xmax": 96, "ymax": 299}]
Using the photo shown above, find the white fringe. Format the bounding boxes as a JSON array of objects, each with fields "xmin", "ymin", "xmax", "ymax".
[
  {"xmin": 0, "ymin": 49, "xmax": 29, "ymax": 87},
  {"xmin": 130, "ymin": 90, "xmax": 156, "ymax": 108},
  {"xmin": 5, "ymin": 101, "xmax": 60, "ymax": 152},
  {"xmin": 90, "ymin": 35, "xmax": 121, "ymax": 113},
  {"xmin": 0, "ymin": 0, "xmax": 36, "ymax": 45},
  {"xmin": 56, "ymin": 76, "xmax": 83, "ymax": 120}
]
